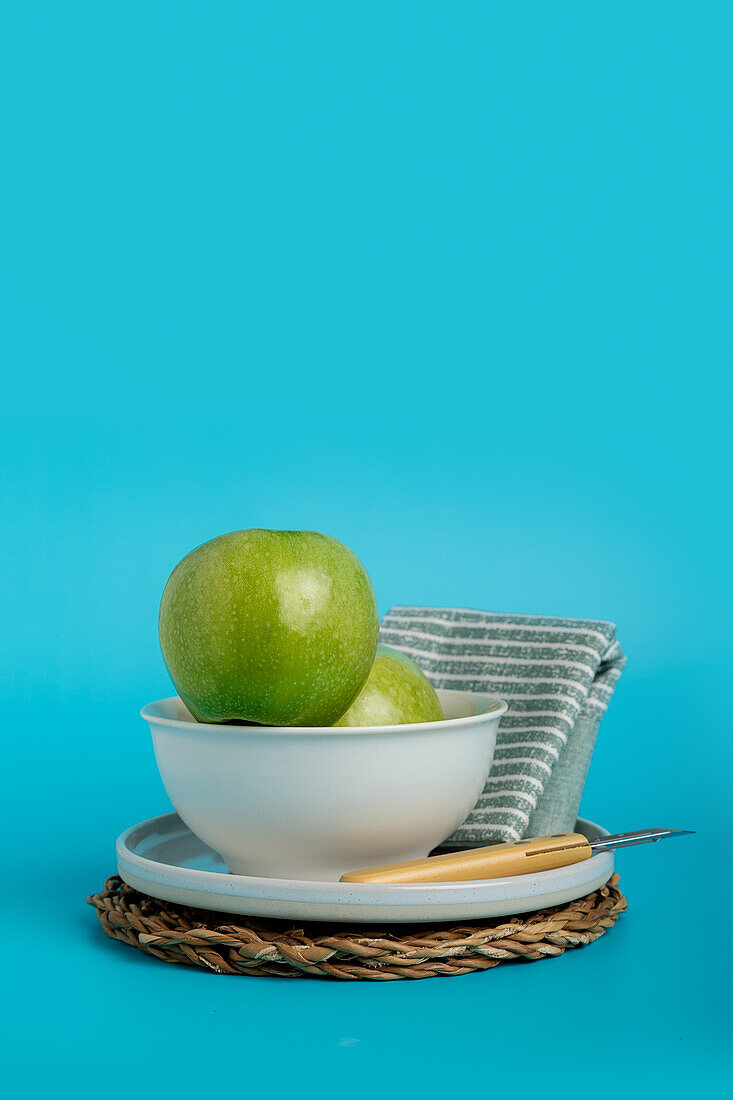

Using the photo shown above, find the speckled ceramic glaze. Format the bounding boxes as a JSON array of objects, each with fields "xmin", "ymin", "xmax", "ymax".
[
  {"xmin": 117, "ymin": 813, "xmax": 614, "ymax": 922},
  {"xmin": 140, "ymin": 688, "xmax": 507, "ymax": 880},
  {"xmin": 158, "ymin": 529, "xmax": 379, "ymax": 726}
]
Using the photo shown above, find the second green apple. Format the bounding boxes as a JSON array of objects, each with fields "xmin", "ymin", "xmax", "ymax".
[{"xmin": 333, "ymin": 644, "xmax": 443, "ymax": 726}]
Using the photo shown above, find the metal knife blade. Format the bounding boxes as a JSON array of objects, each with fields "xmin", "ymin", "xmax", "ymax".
[{"xmin": 589, "ymin": 827, "xmax": 694, "ymax": 852}]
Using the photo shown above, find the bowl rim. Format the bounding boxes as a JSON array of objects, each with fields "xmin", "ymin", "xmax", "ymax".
[{"xmin": 141, "ymin": 693, "xmax": 508, "ymax": 738}]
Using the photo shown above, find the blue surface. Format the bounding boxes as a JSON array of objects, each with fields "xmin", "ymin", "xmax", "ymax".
[{"xmin": 1, "ymin": 1, "xmax": 731, "ymax": 1093}]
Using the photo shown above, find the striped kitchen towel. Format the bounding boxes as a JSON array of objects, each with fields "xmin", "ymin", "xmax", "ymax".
[{"xmin": 380, "ymin": 606, "xmax": 626, "ymax": 846}]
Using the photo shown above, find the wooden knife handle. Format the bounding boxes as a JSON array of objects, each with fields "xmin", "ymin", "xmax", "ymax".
[{"xmin": 339, "ymin": 833, "xmax": 593, "ymax": 884}]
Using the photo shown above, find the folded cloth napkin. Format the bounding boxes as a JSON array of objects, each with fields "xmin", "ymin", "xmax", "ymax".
[{"xmin": 380, "ymin": 607, "xmax": 626, "ymax": 847}]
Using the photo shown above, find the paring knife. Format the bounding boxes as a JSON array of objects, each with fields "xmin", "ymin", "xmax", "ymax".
[{"xmin": 339, "ymin": 828, "xmax": 694, "ymax": 885}]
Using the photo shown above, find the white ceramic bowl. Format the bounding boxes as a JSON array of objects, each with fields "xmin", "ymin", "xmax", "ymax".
[{"xmin": 141, "ymin": 690, "xmax": 507, "ymax": 881}]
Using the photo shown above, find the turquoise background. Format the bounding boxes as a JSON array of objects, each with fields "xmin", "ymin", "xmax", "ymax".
[{"xmin": 2, "ymin": 1, "xmax": 731, "ymax": 1093}]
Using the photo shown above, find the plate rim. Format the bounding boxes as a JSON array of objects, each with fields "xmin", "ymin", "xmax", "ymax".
[{"xmin": 117, "ymin": 811, "xmax": 613, "ymax": 908}]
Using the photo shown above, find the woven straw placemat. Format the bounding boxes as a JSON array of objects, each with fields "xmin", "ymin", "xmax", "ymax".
[{"xmin": 87, "ymin": 873, "xmax": 626, "ymax": 980}]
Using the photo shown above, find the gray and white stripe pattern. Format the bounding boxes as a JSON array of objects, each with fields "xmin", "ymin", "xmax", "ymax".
[{"xmin": 380, "ymin": 606, "xmax": 626, "ymax": 846}]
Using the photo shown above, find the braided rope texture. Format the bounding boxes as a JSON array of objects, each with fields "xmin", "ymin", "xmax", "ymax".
[{"xmin": 87, "ymin": 873, "xmax": 626, "ymax": 980}]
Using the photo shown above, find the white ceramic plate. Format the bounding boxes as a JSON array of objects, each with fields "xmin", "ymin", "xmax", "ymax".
[{"xmin": 117, "ymin": 813, "xmax": 614, "ymax": 923}]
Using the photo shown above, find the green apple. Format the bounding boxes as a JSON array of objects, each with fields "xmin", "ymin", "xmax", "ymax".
[
  {"xmin": 159, "ymin": 529, "xmax": 379, "ymax": 726},
  {"xmin": 333, "ymin": 644, "xmax": 443, "ymax": 726}
]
